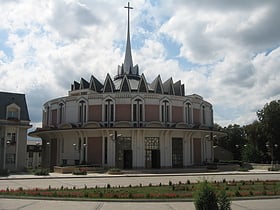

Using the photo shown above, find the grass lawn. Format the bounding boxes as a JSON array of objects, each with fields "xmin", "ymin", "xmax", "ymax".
[{"xmin": 1, "ymin": 180, "xmax": 280, "ymax": 199}]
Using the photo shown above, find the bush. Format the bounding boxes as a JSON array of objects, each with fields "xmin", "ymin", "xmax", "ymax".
[
  {"xmin": 72, "ymin": 169, "xmax": 87, "ymax": 175},
  {"xmin": 194, "ymin": 181, "xmax": 219, "ymax": 210},
  {"xmin": 108, "ymin": 168, "xmax": 123, "ymax": 174},
  {"xmin": 194, "ymin": 181, "xmax": 231, "ymax": 210},
  {"xmin": 218, "ymin": 190, "xmax": 231, "ymax": 210},
  {"xmin": 33, "ymin": 168, "xmax": 49, "ymax": 176}
]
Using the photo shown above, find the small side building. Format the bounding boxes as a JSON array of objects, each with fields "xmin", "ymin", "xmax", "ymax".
[
  {"xmin": 26, "ymin": 140, "xmax": 42, "ymax": 168},
  {"xmin": 0, "ymin": 92, "xmax": 31, "ymax": 172}
]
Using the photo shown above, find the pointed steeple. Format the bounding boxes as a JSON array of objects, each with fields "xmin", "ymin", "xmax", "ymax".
[
  {"xmin": 115, "ymin": 2, "xmax": 140, "ymax": 80},
  {"xmin": 123, "ymin": 2, "xmax": 133, "ymax": 74}
]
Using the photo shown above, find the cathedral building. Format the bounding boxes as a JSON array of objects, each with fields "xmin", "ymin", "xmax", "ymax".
[{"xmin": 30, "ymin": 3, "xmax": 221, "ymax": 170}]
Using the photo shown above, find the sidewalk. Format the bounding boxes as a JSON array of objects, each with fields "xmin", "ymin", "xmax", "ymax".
[{"xmin": 1, "ymin": 169, "xmax": 280, "ymax": 180}]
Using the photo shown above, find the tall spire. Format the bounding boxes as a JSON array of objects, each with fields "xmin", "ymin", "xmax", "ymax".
[
  {"xmin": 123, "ymin": 2, "xmax": 133, "ymax": 74},
  {"xmin": 115, "ymin": 2, "xmax": 139, "ymax": 80}
]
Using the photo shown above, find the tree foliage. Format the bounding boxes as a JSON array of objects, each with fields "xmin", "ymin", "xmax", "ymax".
[{"xmin": 216, "ymin": 100, "xmax": 280, "ymax": 163}]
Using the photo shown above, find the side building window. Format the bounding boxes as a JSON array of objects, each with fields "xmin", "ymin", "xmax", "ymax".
[{"xmin": 6, "ymin": 104, "xmax": 20, "ymax": 120}]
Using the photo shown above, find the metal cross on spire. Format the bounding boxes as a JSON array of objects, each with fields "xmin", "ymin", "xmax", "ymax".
[
  {"xmin": 123, "ymin": 2, "xmax": 134, "ymax": 75},
  {"xmin": 124, "ymin": 2, "xmax": 133, "ymax": 19}
]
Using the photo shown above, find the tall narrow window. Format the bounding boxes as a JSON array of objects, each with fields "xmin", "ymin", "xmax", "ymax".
[
  {"xmin": 185, "ymin": 102, "xmax": 192, "ymax": 124},
  {"xmin": 79, "ymin": 100, "xmax": 87, "ymax": 125},
  {"xmin": 133, "ymin": 99, "xmax": 143, "ymax": 127},
  {"xmin": 161, "ymin": 100, "xmax": 170, "ymax": 127},
  {"xmin": 59, "ymin": 103, "xmax": 64, "ymax": 124},
  {"xmin": 202, "ymin": 105, "xmax": 206, "ymax": 125},
  {"xmin": 105, "ymin": 99, "xmax": 114, "ymax": 127}
]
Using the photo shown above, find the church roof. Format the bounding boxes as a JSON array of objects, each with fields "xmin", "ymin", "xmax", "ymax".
[{"xmin": 70, "ymin": 2, "xmax": 185, "ymax": 97}]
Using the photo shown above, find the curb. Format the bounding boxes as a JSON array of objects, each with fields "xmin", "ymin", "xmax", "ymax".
[
  {"xmin": 1, "ymin": 194, "xmax": 280, "ymax": 203},
  {"xmin": 1, "ymin": 171, "xmax": 280, "ymax": 181}
]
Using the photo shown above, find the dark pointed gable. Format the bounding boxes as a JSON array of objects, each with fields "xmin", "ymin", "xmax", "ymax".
[
  {"xmin": 174, "ymin": 80, "xmax": 183, "ymax": 96},
  {"xmin": 103, "ymin": 74, "xmax": 115, "ymax": 93},
  {"xmin": 120, "ymin": 75, "xmax": 131, "ymax": 92},
  {"xmin": 150, "ymin": 75, "xmax": 163, "ymax": 94},
  {"xmin": 80, "ymin": 78, "xmax": 89, "ymax": 89},
  {"xmin": 138, "ymin": 74, "xmax": 148, "ymax": 93},
  {"xmin": 163, "ymin": 77, "xmax": 175, "ymax": 95},
  {"xmin": 89, "ymin": 75, "xmax": 103, "ymax": 92},
  {"xmin": 72, "ymin": 81, "xmax": 80, "ymax": 91}
]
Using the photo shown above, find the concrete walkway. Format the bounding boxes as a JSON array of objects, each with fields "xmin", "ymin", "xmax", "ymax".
[{"xmin": 1, "ymin": 169, "xmax": 279, "ymax": 180}]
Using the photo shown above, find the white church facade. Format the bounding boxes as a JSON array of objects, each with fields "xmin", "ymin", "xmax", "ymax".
[{"xmin": 30, "ymin": 3, "xmax": 221, "ymax": 170}]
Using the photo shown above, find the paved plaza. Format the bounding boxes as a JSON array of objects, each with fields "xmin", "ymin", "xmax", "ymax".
[{"xmin": 0, "ymin": 170, "xmax": 280, "ymax": 210}]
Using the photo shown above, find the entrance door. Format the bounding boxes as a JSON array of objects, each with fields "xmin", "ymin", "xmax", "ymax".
[
  {"xmin": 152, "ymin": 150, "xmax": 160, "ymax": 168},
  {"xmin": 123, "ymin": 150, "xmax": 132, "ymax": 169},
  {"xmin": 172, "ymin": 138, "xmax": 183, "ymax": 168}
]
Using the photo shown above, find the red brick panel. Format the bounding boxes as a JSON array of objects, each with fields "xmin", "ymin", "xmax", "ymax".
[
  {"xmin": 87, "ymin": 137, "xmax": 102, "ymax": 165},
  {"xmin": 193, "ymin": 108, "xmax": 200, "ymax": 124},
  {"xmin": 172, "ymin": 106, "xmax": 183, "ymax": 123},
  {"xmin": 145, "ymin": 104, "xmax": 159, "ymax": 121},
  {"xmin": 115, "ymin": 104, "xmax": 131, "ymax": 121},
  {"xmin": 88, "ymin": 105, "xmax": 102, "ymax": 121},
  {"xmin": 193, "ymin": 138, "xmax": 201, "ymax": 164}
]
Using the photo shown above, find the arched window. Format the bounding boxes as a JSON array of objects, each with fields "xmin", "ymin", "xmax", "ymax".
[
  {"xmin": 132, "ymin": 98, "xmax": 143, "ymax": 127},
  {"xmin": 185, "ymin": 102, "xmax": 192, "ymax": 125},
  {"xmin": 79, "ymin": 100, "xmax": 87, "ymax": 125},
  {"xmin": 161, "ymin": 99, "xmax": 170, "ymax": 127},
  {"xmin": 6, "ymin": 104, "xmax": 20, "ymax": 120}
]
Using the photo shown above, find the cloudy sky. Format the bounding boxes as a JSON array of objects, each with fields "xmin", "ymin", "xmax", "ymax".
[{"xmin": 1, "ymin": 0, "xmax": 280, "ymax": 130}]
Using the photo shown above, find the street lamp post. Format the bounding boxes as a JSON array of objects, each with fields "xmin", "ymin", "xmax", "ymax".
[
  {"xmin": 73, "ymin": 142, "xmax": 87, "ymax": 165},
  {"xmin": 266, "ymin": 142, "xmax": 278, "ymax": 169}
]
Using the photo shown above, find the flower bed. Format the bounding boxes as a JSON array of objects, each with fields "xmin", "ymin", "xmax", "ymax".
[{"xmin": 1, "ymin": 180, "xmax": 280, "ymax": 200}]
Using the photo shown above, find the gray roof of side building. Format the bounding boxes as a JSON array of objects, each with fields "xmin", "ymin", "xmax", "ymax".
[{"xmin": 0, "ymin": 91, "xmax": 30, "ymax": 121}]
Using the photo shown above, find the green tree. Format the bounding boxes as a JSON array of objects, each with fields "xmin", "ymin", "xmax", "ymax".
[
  {"xmin": 257, "ymin": 100, "xmax": 280, "ymax": 162},
  {"xmin": 217, "ymin": 124, "xmax": 246, "ymax": 160},
  {"xmin": 244, "ymin": 121, "xmax": 268, "ymax": 162}
]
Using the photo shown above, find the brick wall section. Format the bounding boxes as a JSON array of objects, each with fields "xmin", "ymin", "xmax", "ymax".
[
  {"xmin": 172, "ymin": 106, "xmax": 183, "ymax": 122},
  {"xmin": 115, "ymin": 104, "xmax": 131, "ymax": 121},
  {"xmin": 193, "ymin": 138, "xmax": 201, "ymax": 164},
  {"xmin": 193, "ymin": 108, "xmax": 200, "ymax": 124},
  {"xmin": 88, "ymin": 105, "xmax": 102, "ymax": 121},
  {"xmin": 145, "ymin": 104, "xmax": 159, "ymax": 121},
  {"xmin": 87, "ymin": 137, "xmax": 102, "ymax": 165}
]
